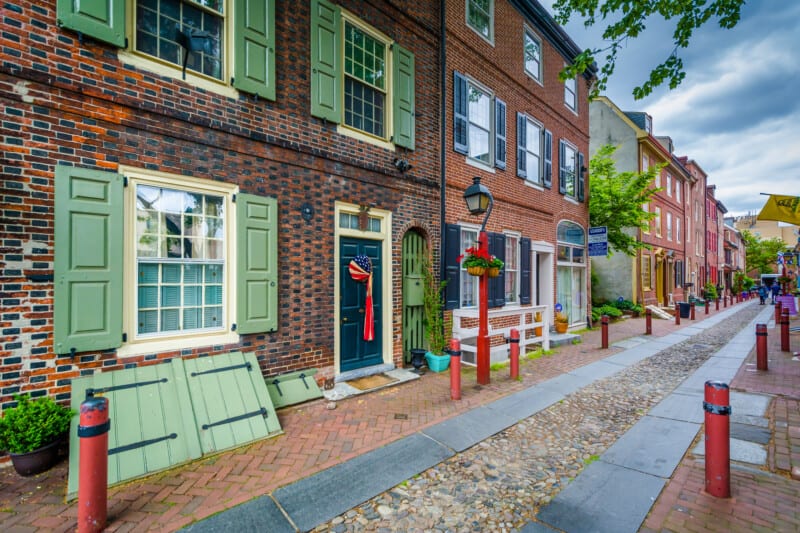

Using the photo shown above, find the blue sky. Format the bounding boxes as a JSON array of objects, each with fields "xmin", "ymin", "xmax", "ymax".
[{"xmin": 543, "ymin": 0, "xmax": 800, "ymax": 216}]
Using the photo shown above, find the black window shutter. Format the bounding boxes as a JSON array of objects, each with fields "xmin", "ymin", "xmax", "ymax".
[
  {"xmin": 577, "ymin": 151, "xmax": 586, "ymax": 202},
  {"xmin": 487, "ymin": 232, "xmax": 506, "ymax": 308},
  {"xmin": 558, "ymin": 139, "xmax": 567, "ymax": 194},
  {"xmin": 543, "ymin": 129, "xmax": 552, "ymax": 189},
  {"xmin": 444, "ymin": 223, "xmax": 462, "ymax": 310},
  {"xmin": 520, "ymin": 237, "xmax": 531, "ymax": 305},
  {"xmin": 453, "ymin": 72, "xmax": 468, "ymax": 155},
  {"xmin": 516, "ymin": 113, "xmax": 527, "ymax": 179},
  {"xmin": 495, "ymin": 98, "xmax": 506, "ymax": 169}
]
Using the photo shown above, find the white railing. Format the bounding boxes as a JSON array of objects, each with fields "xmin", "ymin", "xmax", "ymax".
[{"xmin": 452, "ymin": 305, "xmax": 549, "ymax": 366}]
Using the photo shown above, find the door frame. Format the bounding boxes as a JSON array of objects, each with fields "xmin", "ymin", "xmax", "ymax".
[
  {"xmin": 334, "ymin": 202, "xmax": 393, "ymax": 376},
  {"xmin": 532, "ymin": 241, "xmax": 554, "ymax": 324}
]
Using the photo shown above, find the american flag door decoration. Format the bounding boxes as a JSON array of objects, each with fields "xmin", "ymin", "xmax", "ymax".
[{"xmin": 348, "ymin": 254, "xmax": 375, "ymax": 341}]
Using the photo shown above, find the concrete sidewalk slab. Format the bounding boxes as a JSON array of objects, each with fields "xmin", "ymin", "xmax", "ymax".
[
  {"xmin": 537, "ymin": 461, "xmax": 665, "ymax": 533},
  {"xmin": 648, "ymin": 391, "xmax": 705, "ymax": 424},
  {"xmin": 693, "ymin": 437, "xmax": 767, "ymax": 465},
  {"xmin": 181, "ymin": 495, "xmax": 293, "ymax": 533},
  {"xmin": 272, "ymin": 433, "xmax": 452, "ymax": 532},
  {"xmin": 422, "ymin": 405, "xmax": 518, "ymax": 452},
  {"xmin": 601, "ymin": 416, "xmax": 700, "ymax": 478},
  {"xmin": 487, "ymin": 385, "xmax": 564, "ymax": 421},
  {"xmin": 567, "ymin": 360, "xmax": 624, "ymax": 381}
]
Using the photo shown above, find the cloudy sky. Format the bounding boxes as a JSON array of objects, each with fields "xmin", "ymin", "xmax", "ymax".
[{"xmin": 543, "ymin": 0, "xmax": 800, "ymax": 217}]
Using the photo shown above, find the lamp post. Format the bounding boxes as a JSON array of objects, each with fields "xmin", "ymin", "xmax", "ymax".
[{"xmin": 463, "ymin": 177, "xmax": 493, "ymax": 385}]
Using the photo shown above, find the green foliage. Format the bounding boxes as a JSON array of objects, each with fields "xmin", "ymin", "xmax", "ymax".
[
  {"xmin": 610, "ymin": 299, "xmax": 643, "ymax": 314},
  {"xmin": 553, "ymin": 0, "xmax": 745, "ymax": 99},
  {"xmin": 421, "ymin": 252, "xmax": 448, "ymax": 355},
  {"xmin": 490, "ymin": 362, "xmax": 508, "ymax": 372},
  {"xmin": 526, "ymin": 348, "xmax": 554, "ymax": 360},
  {"xmin": 733, "ymin": 272, "xmax": 754, "ymax": 293},
  {"xmin": 588, "ymin": 145, "xmax": 661, "ymax": 257},
  {"xmin": 591, "ymin": 304, "xmax": 623, "ymax": 322},
  {"xmin": 703, "ymin": 282, "xmax": 718, "ymax": 301},
  {"xmin": 742, "ymin": 230, "xmax": 790, "ymax": 275},
  {"xmin": 0, "ymin": 394, "xmax": 75, "ymax": 454}
]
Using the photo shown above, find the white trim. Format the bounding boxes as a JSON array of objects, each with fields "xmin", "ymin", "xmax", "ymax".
[{"xmin": 465, "ymin": 0, "xmax": 495, "ymax": 45}]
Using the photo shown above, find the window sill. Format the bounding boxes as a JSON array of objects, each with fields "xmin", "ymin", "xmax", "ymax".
[
  {"xmin": 115, "ymin": 330, "xmax": 240, "ymax": 359},
  {"xmin": 523, "ymin": 179, "xmax": 544, "ymax": 191},
  {"xmin": 465, "ymin": 157, "xmax": 496, "ymax": 173},
  {"xmin": 118, "ymin": 50, "xmax": 239, "ymax": 100},
  {"xmin": 336, "ymin": 124, "xmax": 395, "ymax": 151}
]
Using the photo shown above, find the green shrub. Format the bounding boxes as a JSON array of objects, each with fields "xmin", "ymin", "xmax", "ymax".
[
  {"xmin": 704, "ymin": 282, "xmax": 718, "ymax": 301},
  {"xmin": 0, "ymin": 394, "xmax": 75, "ymax": 454}
]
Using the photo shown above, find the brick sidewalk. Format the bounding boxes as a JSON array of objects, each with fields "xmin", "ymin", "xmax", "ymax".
[
  {"xmin": 643, "ymin": 305, "xmax": 800, "ymax": 533},
  {"xmin": 0, "ymin": 303, "xmax": 751, "ymax": 532}
]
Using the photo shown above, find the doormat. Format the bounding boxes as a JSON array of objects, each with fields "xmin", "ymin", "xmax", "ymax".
[{"xmin": 346, "ymin": 373, "xmax": 398, "ymax": 391}]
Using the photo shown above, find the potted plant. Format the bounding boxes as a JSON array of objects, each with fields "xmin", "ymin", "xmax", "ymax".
[
  {"xmin": 554, "ymin": 311, "xmax": 569, "ymax": 333},
  {"xmin": 421, "ymin": 252, "xmax": 450, "ymax": 372},
  {"xmin": 0, "ymin": 394, "xmax": 75, "ymax": 476},
  {"xmin": 487, "ymin": 255, "xmax": 504, "ymax": 278}
]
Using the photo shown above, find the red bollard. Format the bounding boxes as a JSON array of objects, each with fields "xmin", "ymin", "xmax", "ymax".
[
  {"xmin": 705, "ymin": 299, "xmax": 709, "ymax": 315},
  {"xmin": 704, "ymin": 381, "xmax": 731, "ymax": 498},
  {"xmin": 645, "ymin": 308, "xmax": 652, "ymax": 335},
  {"xmin": 775, "ymin": 302, "xmax": 782, "ymax": 324},
  {"xmin": 675, "ymin": 304, "xmax": 680, "ymax": 325},
  {"xmin": 509, "ymin": 328, "xmax": 520, "ymax": 380},
  {"xmin": 715, "ymin": 298, "xmax": 719, "ymax": 311},
  {"xmin": 782, "ymin": 308, "xmax": 790, "ymax": 352},
  {"xmin": 756, "ymin": 324, "xmax": 768, "ymax": 371},
  {"xmin": 601, "ymin": 315, "xmax": 609, "ymax": 349},
  {"xmin": 691, "ymin": 302, "xmax": 696, "ymax": 320},
  {"xmin": 78, "ymin": 395, "xmax": 110, "ymax": 533},
  {"xmin": 449, "ymin": 338, "xmax": 461, "ymax": 400},
  {"xmin": 723, "ymin": 294, "xmax": 727, "ymax": 308}
]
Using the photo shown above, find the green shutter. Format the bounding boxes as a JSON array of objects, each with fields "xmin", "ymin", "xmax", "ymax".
[
  {"xmin": 392, "ymin": 44, "xmax": 415, "ymax": 149},
  {"xmin": 237, "ymin": 194, "xmax": 278, "ymax": 334},
  {"xmin": 54, "ymin": 165, "xmax": 123, "ymax": 354},
  {"xmin": 233, "ymin": 0, "xmax": 275, "ymax": 100},
  {"xmin": 57, "ymin": 0, "xmax": 126, "ymax": 48},
  {"xmin": 310, "ymin": 0, "xmax": 341, "ymax": 122}
]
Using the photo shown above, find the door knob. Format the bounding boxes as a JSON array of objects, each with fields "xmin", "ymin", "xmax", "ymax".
[{"xmin": 342, "ymin": 317, "xmax": 348, "ymax": 323}]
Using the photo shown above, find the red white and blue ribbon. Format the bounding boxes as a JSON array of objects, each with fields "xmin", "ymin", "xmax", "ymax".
[{"xmin": 348, "ymin": 254, "xmax": 374, "ymax": 341}]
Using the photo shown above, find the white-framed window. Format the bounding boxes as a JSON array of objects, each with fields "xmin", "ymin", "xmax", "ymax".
[
  {"xmin": 654, "ymin": 206, "xmax": 662, "ymax": 237},
  {"xmin": 467, "ymin": 81, "xmax": 493, "ymax": 165},
  {"xmin": 466, "ymin": 0, "xmax": 494, "ymax": 42},
  {"xmin": 666, "ymin": 211, "xmax": 672, "ymax": 241},
  {"xmin": 686, "ymin": 215, "xmax": 690, "ymax": 242},
  {"xmin": 522, "ymin": 115, "xmax": 543, "ymax": 184},
  {"xmin": 523, "ymin": 27, "xmax": 542, "ymax": 82},
  {"xmin": 561, "ymin": 140, "xmax": 578, "ymax": 197},
  {"xmin": 666, "ymin": 173, "xmax": 672, "ymax": 196},
  {"xmin": 676, "ymin": 216, "xmax": 681, "ymax": 244},
  {"xmin": 505, "ymin": 233, "xmax": 520, "ymax": 304},
  {"xmin": 460, "ymin": 227, "xmax": 479, "ymax": 308},
  {"xmin": 564, "ymin": 70, "xmax": 577, "ymax": 112},
  {"xmin": 641, "ymin": 254, "xmax": 652, "ymax": 289},
  {"xmin": 343, "ymin": 18, "xmax": 388, "ymax": 139},
  {"xmin": 644, "ymin": 115, "xmax": 652, "ymax": 134},
  {"xmin": 642, "ymin": 202, "xmax": 650, "ymax": 234},
  {"xmin": 675, "ymin": 179, "xmax": 681, "ymax": 203}
]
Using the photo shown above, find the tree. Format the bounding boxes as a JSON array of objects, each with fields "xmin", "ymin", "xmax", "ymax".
[
  {"xmin": 741, "ymin": 230, "xmax": 787, "ymax": 275},
  {"xmin": 553, "ymin": 0, "xmax": 745, "ymax": 99},
  {"xmin": 589, "ymin": 144, "xmax": 661, "ymax": 256}
]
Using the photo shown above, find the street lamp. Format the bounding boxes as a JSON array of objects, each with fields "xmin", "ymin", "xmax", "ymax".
[{"xmin": 463, "ymin": 177, "xmax": 493, "ymax": 385}]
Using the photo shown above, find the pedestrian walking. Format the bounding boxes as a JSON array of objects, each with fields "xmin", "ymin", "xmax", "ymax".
[
  {"xmin": 758, "ymin": 284, "xmax": 768, "ymax": 305},
  {"xmin": 771, "ymin": 283, "xmax": 780, "ymax": 303}
]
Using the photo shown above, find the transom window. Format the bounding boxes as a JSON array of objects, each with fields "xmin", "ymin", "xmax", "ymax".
[
  {"xmin": 523, "ymin": 117, "xmax": 543, "ymax": 184},
  {"xmin": 135, "ymin": 184, "xmax": 225, "ymax": 335},
  {"xmin": 467, "ymin": 0, "xmax": 493, "ymax": 41},
  {"xmin": 564, "ymin": 72, "xmax": 577, "ymax": 111},
  {"xmin": 524, "ymin": 28, "xmax": 542, "ymax": 81},
  {"xmin": 344, "ymin": 21, "xmax": 387, "ymax": 139},
  {"xmin": 135, "ymin": 0, "xmax": 224, "ymax": 80},
  {"xmin": 468, "ymin": 82, "xmax": 492, "ymax": 165},
  {"xmin": 339, "ymin": 212, "xmax": 381, "ymax": 232}
]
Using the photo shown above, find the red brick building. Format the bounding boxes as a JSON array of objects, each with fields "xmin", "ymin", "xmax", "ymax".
[
  {"xmin": 705, "ymin": 185, "xmax": 727, "ymax": 294},
  {"xmin": 0, "ymin": 0, "xmax": 443, "ymax": 409},
  {"xmin": 677, "ymin": 157, "xmax": 708, "ymax": 297},
  {"xmin": 442, "ymin": 0, "xmax": 594, "ymax": 333}
]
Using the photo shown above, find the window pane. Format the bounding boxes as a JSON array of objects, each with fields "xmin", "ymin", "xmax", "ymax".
[
  {"xmin": 524, "ymin": 31, "xmax": 540, "ymax": 78},
  {"xmin": 468, "ymin": 86, "xmax": 491, "ymax": 129},
  {"xmin": 469, "ymin": 127, "xmax": 490, "ymax": 164}
]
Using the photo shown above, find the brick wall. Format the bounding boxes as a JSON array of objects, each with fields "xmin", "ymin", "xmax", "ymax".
[{"xmin": 0, "ymin": 0, "xmax": 442, "ymax": 409}]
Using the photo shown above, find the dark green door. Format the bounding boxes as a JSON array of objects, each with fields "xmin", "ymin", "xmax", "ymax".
[{"xmin": 340, "ymin": 237, "xmax": 382, "ymax": 371}]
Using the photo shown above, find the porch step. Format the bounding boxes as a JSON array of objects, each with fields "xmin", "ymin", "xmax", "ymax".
[
  {"xmin": 548, "ymin": 332, "xmax": 581, "ymax": 347},
  {"xmin": 647, "ymin": 305, "xmax": 673, "ymax": 320}
]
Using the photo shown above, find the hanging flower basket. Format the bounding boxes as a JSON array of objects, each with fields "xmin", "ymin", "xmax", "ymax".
[
  {"xmin": 458, "ymin": 246, "xmax": 503, "ymax": 277},
  {"xmin": 467, "ymin": 265, "xmax": 486, "ymax": 276}
]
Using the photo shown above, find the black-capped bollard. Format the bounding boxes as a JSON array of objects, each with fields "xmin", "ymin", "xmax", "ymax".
[
  {"xmin": 601, "ymin": 315, "xmax": 609, "ymax": 349},
  {"xmin": 449, "ymin": 338, "xmax": 461, "ymax": 400},
  {"xmin": 756, "ymin": 323, "xmax": 768, "ymax": 371},
  {"xmin": 691, "ymin": 302, "xmax": 696, "ymax": 320},
  {"xmin": 704, "ymin": 381, "xmax": 731, "ymax": 498},
  {"xmin": 509, "ymin": 328, "xmax": 520, "ymax": 380},
  {"xmin": 716, "ymin": 298, "xmax": 719, "ymax": 311},
  {"xmin": 675, "ymin": 304, "xmax": 680, "ymax": 325},
  {"xmin": 645, "ymin": 308, "xmax": 652, "ymax": 335},
  {"xmin": 78, "ymin": 395, "xmax": 110, "ymax": 533}
]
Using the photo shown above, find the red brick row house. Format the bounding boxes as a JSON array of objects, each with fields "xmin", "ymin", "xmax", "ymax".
[{"xmin": 1, "ymin": 1, "xmax": 593, "ymax": 415}]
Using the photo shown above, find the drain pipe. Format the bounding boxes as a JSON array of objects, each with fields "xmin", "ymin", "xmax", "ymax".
[{"xmin": 438, "ymin": 0, "xmax": 447, "ymax": 287}]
